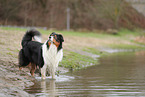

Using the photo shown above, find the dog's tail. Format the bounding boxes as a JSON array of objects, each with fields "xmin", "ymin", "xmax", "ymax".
[{"xmin": 21, "ymin": 29, "xmax": 41, "ymax": 47}]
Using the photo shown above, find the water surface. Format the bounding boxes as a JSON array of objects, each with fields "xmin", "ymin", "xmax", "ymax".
[{"xmin": 25, "ymin": 51, "xmax": 145, "ymax": 96}]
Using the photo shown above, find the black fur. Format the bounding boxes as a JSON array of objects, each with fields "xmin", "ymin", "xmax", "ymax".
[
  {"xmin": 21, "ymin": 29, "xmax": 41, "ymax": 47},
  {"xmin": 46, "ymin": 40, "xmax": 50, "ymax": 49},
  {"xmin": 57, "ymin": 34, "xmax": 64, "ymax": 51},
  {"xmin": 18, "ymin": 29, "xmax": 64, "ymax": 71},
  {"xmin": 19, "ymin": 29, "xmax": 44, "ymax": 68},
  {"xmin": 49, "ymin": 33, "xmax": 64, "ymax": 51}
]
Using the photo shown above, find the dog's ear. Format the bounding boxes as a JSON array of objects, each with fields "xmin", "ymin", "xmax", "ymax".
[
  {"xmin": 50, "ymin": 32, "xmax": 56, "ymax": 36},
  {"xmin": 59, "ymin": 34, "xmax": 64, "ymax": 42}
]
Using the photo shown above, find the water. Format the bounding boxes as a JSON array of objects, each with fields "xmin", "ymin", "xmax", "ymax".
[{"xmin": 25, "ymin": 51, "xmax": 145, "ymax": 96}]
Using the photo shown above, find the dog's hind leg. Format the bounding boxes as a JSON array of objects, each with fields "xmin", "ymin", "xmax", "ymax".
[
  {"xmin": 30, "ymin": 63, "xmax": 36, "ymax": 77},
  {"xmin": 18, "ymin": 49, "xmax": 30, "ymax": 70},
  {"xmin": 19, "ymin": 67, "xmax": 23, "ymax": 70}
]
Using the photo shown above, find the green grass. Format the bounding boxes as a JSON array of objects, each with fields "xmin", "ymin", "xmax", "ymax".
[
  {"xmin": 83, "ymin": 47, "xmax": 108, "ymax": 55},
  {"xmin": 1, "ymin": 27, "xmax": 27, "ymax": 31},
  {"xmin": 59, "ymin": 50, "xmax": 98, "ymax": 70},
  {"xmin": 118, "ymin": 29, "xmax": 142, "ymax": 36},
  {"xmin": 1, "ymin": 26, "xmax": 143, "ymax": 37},
  {"xmin": 41, "ymin": 29, "xmax": 108, "ymax": 38},
  {"xmin": 108, "ymin": 43, "xmax": 145, "ymax": 50},
  {"xmin": 7, "ymin": 52, "xmax": 13, "ymax": 56}
]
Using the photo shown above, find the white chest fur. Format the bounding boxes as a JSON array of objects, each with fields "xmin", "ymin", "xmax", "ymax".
[
  {"xmin": 43, "ymin": 42, "xmax": 63, "ymax": 67},
  {"xmin": 41, "ymin": 41, "xmax": 63, "ymax": 79}
]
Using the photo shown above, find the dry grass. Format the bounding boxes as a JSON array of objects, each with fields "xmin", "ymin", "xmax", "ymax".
[
  {"xmin": 63, "ymin": 35, "xmax": 134, "ymax": 51},
  {"xmin": 0, "ymin": 29, "xmax": 24, "ymax": 63},
  {"xmin": 135, "ymin": 36, "xmax": 145, "ymax": 44}
]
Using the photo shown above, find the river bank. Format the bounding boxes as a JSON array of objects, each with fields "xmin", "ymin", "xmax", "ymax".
[{"xmin": 0, "ymin": 27, "xmax": 145, "ymax": 96}]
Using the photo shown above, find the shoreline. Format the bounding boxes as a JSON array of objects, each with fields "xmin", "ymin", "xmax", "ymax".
[{"xmin": 0, "ymin": 27, "xmax": 145, "ymax": 96}]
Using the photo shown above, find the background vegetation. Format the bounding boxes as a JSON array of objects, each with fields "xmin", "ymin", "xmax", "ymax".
[{"xmin": 0, "ymin": 0, "xmax": 145, "ymax": 31}]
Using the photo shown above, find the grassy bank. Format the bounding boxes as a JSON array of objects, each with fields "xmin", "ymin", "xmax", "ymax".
[{"xmin": 1, "ymin": 27, "xmax": 145, "ymax": 71}]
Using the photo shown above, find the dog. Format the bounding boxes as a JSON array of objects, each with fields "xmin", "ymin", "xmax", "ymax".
[{"xmin": 18, "ymin": 29, "xmax": 64, "ymax": 79}]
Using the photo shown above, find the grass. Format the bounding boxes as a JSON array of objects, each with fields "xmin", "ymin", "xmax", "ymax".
[
  {"xmin": 1, "ymin": 26, "xmax": 27, "ymax": 32},
  {"xmin": 7, "ymin": 52, "xmax": 13, "ymax": 56},
  {"xmin": 107, "ymin": 43, "xmax": 145, "ymax": 50},
  {"xmin": 1, "ymin": 26, "xmax": 142, "ymax": 37},
  {"xmin": 1, "ymin": 26, "xmax": 145, "ymax": 71},
  {"xmin": 59, "ymin": 50, "xmax": 99, "ymax": 70},
  {"xmin": 83, "ymin": 47, "xmax": 108, "ymax": 55},
  {"xmin": 0, "ymin": 41, "xmax": 5, "ymax": 45}
]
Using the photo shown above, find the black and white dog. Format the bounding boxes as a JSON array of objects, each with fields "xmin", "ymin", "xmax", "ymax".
[{"xmin": 19, "ymin": 29, "xmax": 64, "ymax": 79}]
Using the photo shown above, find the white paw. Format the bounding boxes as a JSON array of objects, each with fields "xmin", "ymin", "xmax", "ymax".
[{"xmin": 41, "ymin": 75, "xmax": 46, "ymax": 80}]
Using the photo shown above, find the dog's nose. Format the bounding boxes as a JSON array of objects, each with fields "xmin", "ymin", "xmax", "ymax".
[{"xmin": 49, "ymin": 36, "xmax": 51, "ymax": 39}]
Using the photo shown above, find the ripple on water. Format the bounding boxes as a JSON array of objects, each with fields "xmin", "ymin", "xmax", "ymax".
[
  {"xmin": 35, "ymin": 75, "xmax": 75, "ymax": 82},
  {"xmin": 25, "ymin": 51, "xmax": 145, "ymax": 96}
]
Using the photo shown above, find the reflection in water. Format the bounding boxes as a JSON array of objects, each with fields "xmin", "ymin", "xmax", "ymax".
[
  {"xmin": 25, "ymin": 79, "xmax": 58, "ymax": 97},
  {"xmin": 25, "ymin": 75, "xmax": 74, "ymax": 96},
  {"xmin": 40, "ymin": 80, "xmax": 57, "ymax": 97},
  {"xmin": 25, "ymin": 51, "xmax": 145, "ymax": 96}
]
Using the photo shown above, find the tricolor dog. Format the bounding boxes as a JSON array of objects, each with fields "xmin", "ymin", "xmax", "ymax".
[{"xmin": 19, "ymin": 29, "xmax": 64, "ymax": 79}]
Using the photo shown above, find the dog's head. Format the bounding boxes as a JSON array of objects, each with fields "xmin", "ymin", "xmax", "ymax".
[{"xmin": 48, "ymin": 32, "xmax": 64, "ymax": 47}]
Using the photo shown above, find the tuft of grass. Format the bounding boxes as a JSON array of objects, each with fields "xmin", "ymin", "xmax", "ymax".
[
  {"xmin": 0, "ymin": 41, "xmax": 5, "ymax": 45},
  {"xmin": 59, "ymin": 50, "xmax": 98, "ymax": 70},
  {"xmin": 116, "ymin": 29, "xmax": 144, "ymax": 41},
  {"xmin": 108, "ymin": 43, "xmax": 145, "ymax": 50},
  {"xmin": 83, "ymin": 47, "xmax": 104, "ymax": 55},
  {"xmin": 7, "ymin": 52, "xmax": 13, "ymax": 56}
]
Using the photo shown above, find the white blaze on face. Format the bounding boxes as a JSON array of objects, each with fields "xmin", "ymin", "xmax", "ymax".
[{"xmin": 50, "ymin": 36, "xmax": 54, "ymax": 42}]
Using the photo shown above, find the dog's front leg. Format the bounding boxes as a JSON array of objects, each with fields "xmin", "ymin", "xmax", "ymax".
[
  {"xmin": 51, "ymin": 63, "xmax": 58, "ymax": 80},
  {"xmin": 51, "ymin": 70, "xmax": 56, "ymax": 80},
  {"xmin": 49, "ymin": 67, "xmax": 55, "ymax": 80},
  {"xmin": 41, "ymin": 65, "xmax": 46, "ymax": 79}
]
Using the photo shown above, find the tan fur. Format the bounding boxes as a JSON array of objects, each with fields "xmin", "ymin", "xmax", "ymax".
[{"xmin": 53, "ymin": 36, "xmax": 60, "ymax": 48}]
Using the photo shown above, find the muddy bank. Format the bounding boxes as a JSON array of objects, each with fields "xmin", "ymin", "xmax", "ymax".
[
  {"xmin": 0, "ymin": 28, "xmax": 69, "ymax": 96},
  {"xmin": 0, "ymin": 60, "xmax": 35, "ymax": 97},
  {"xmin": 0, "ymin": 57, "xmax": 68, "ymax": 97},
  {"xmin": 0, "ymin": 29, "xmax": 34, "ymax": 96}
]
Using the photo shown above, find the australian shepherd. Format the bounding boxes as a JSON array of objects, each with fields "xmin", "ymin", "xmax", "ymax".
[{"xmin": 18, "ymin": 29, "xmax": 64, "ymax": 79}]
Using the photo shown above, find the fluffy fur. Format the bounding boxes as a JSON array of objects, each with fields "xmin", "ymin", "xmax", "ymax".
[{"xmin": 19, "ymin": 29, "xmax": 64, "ymax": 79}]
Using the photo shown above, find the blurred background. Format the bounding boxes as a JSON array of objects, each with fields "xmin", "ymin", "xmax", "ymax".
[
  {"xmin": 1, "ymin": 1, "xmax": 145, "ymax": 96},
  {"xmin": 0, "ymin": 0, "xmax": 145, "ymax": 31}
]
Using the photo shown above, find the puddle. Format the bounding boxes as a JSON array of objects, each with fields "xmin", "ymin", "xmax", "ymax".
[{"xmin": 25, "ymin": 51, "xmax": 145, "ymax": 96}]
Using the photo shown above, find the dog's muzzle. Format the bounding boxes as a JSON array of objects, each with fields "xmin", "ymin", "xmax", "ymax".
[{"xmin": 48, "ymin": 36, "xmax": 54, "ymax": 42}]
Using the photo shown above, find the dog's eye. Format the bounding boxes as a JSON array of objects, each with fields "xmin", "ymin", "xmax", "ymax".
[{"xmin": 56, "ymin": 40, "xmax": 60, "ymax": 42}]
